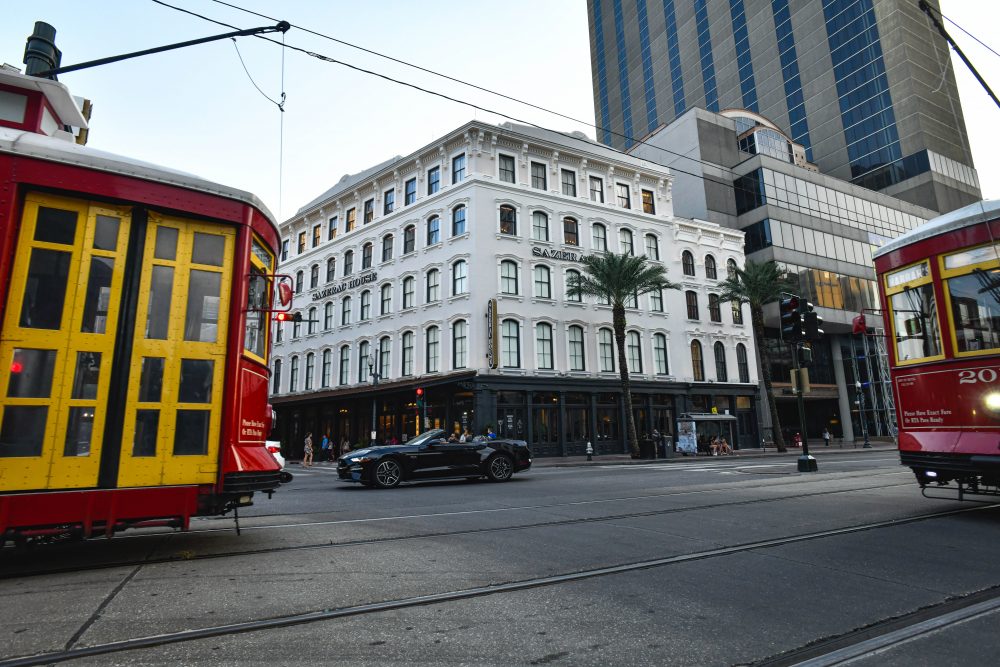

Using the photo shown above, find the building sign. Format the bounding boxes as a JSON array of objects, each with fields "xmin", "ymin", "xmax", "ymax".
[
  {"xmin": 311, "ymin": 271, "xmax": 377, "ymax": 301},
  {"xmin": 531, "ymin": 246, "xmax": 586, "ymax": 262},
  {"xmin": 486, "ymin": 298, "xmax": 499, "ymax": 369}
]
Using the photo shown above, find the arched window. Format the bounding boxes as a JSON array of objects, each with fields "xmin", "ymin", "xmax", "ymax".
[
  {"xmin": 321, "ymin": 349, "xmax": 332, "ymax": 388},
  {"xmin": 737, "ymin": 343, "xmax": 750, "ymax": 383},
  {"xmin": 705, "ymin": 255, "xmax": 717, "ymax": 279},
  {"xmin": 566, "ymin": 269, "xmax": 582, "ymax": 302},
  {"xmin": 426, "ymin": 326, "xmax": 440, "ymax": 373},
  {"xmin": 714, "ymin": 342, "xmax": 728, "ymax": 382},
  {"xmin": 378, "ymin": 337, "xmax": 391, "ymax": 378},
  {"xmin": 401, "ymin": 331, "xmax": 414, "ymax": 376},
  {"xmin": 402, "ymin": 276, "xmax": 415, "ymax": 309},
  {"xmin": 691, "ymin": 340, "xmax": 704, "ymax": 381},
  {"xmin": 709, "ymin": 294, "xmax": 722, "ymax": 322},
  {"xmin": 650, "ymin": 287, "xmax": 663, "ymax": 312},
  {"xmin": 627, "ymin": 331, "xmax": 642, "ymax": 372},
  {"xmin": 500, "ymin": 260, "xmax": 519, "ymax": 295},
  {"xmin": 501, "ymin": 319, "xmax": 521, "ymax": 368},
  {"xmin": 272, "ymin": 358, "xmax": 282, "ymax": 393},
  {"xmin": 307, "ymin": 306, "xmax": 317, "ymax": 334},
  {"xmin": 452, "ymin": 260, "xmax": 468, "ymax": 295},
  {"xmin": 653, "ymin": 333, "xmax": 668, "ymax": 375},
  {"xmin": 500, "ymin": 205, "xmax": 517, "ymax": 235},
  {"xmin": 427, "ymin": 215, "xmax": 441, "ymax": 245},
  {"xmin": 563, "ymin": 217, "xmax": 579, "ymax": 245},
  {"xmin": 452, "ymin": 205, "xmax": 467, "ymax": 236},
  {"xmin": 686, "ymin": 290, "xmax": 699, "ymax": 320},
  {"xmin": 592, "ymin": 223, "xmax": 607, "ymax": 252},
  {"xmin": 598, "ymin": 328, "xmax": 615, "ymax": 372},
  {"xmin": 566, "ymin": 325, "xmax": 585, "ymax": 371},
  {"xmin": 357, "ymin": 340, "xmax": 370, "ymax": 383},
  {"xmin": 338, "ymin": 346, "xmax": 350, "ymax": 385},
  {"xmin": 727, "ymin": 258, "xmax": 738, "ymax": 279},
  {"xmin": 534, "ymin": 265, "xmax": 551, "ymax": 299},
  {"xmin": 341, "ymin": 296, "xmax": 352, "ymax": 325},
  {"xmin": 453, "ymin": 320, "xmax": 468, "ymax": 368},
  {"xmin": 324, "ymin": 301, "xmax": 334, "ymax": 329},
  {"xmin": 403, "ymin": 225, "xmax": 416, "ymax": 254},
  {"xmin": 359, "ymin": 290, "xmax": 371, "ymax": 321},
  {"xmin": 732, "ymin": 301, "xmax": 744, "ymax": 325},
  {"xmin": 380, "ymin": 283, "xmax": 392, "ymax": 315},
  {"xmin": 425, "ymin": 268, "xmax": 440, "ymax": 302},
  {"xmin": 362, "ymin": 242, "xmax": 373, "ymax": 269},
  {"xmin": 343, "ymin": 250, "xmax": 354, "ymax": 276},
  {"xmin": 295, "ymin": 270, "xmax": 303, "ymax": 293},
  {"xmin": 326, "ymin": 257, "xmax": 336, "ymax": 282},
  {"xmin": 682, "ymin": 250, "xmax": 695, "ymax": 276},
  {"xmin": 290, "ymin": 355, "xmax": 299, "ymax": 391},
  {"xmin": 532, "ymin": 211, "xmax": 549, "ymax": 241},
  {"xmin": 620, "ymin": 229, "xmax": 634, "ymax": 255},
  {"xmin": 645, "ymin": 234, "xmax": 659, "ymax": 260},
  {"xmin": 536, "ymin": 322, "xmax": 554, "ymax": 369},
  {"xmin": 310, "ymin": 264, "xmax": 319, "ymax": 288},
  {"xmin": 381, "ymin": 234, "xmax": 394, "ymax": 262}
]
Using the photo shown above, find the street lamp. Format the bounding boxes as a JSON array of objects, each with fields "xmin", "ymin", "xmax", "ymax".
[
  {"xmin": 855, "ymin": 380, "xmax": 871, "ymax": 448},
  {"xmin": 366, "ymin": 343, "xmax": 380, "ymax": 444}
]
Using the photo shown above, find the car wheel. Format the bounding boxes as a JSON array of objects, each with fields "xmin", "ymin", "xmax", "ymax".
[
  {"xmin": 374, "ymin": 459, "xmax": 402, "ymax": 488},
  {"xmin": 486, "ymin": 454, "xmax": 513, "ymax": 482}
]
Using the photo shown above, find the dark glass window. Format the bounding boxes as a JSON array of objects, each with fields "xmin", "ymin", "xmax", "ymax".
[
  {"xmin": 589, "ymin": 177, "xmax": 604, "ymax": 203},
  {"xmin": 362, "ymin": 243, "xmax": 373, "ymax": 269},
  {"xmin": 427, "ymin": 216, "xmax": 440, "ymax": 245},
  {"xmin": 20, "ymin": 248, "xmax": 71, "ymax": 330},
  {"xmin": 403, "ymin": 225, "xmax": 415, "ymax": 254},
  {"xmin": 140, "ymin": 357, "xmax": 165, "ymax": 402},
  {"xmin": 405, "ymin": 178, "xmax": 417, "ymax": 205},
  {"xmin": 641, "ymin": 189, "xmax": 655, "ymax": 214},
  {"xmin": 709, "ymin": 294, "xmax": 722, "ymax": 322},
  {"xmin": 705, "ymin": 255, "xmax": 717, "ymax": 279},
  {"xmin": 310, "ymin": 264, "xmax": 319, "ymax": 288},
  {"xmin": 328, "ymin": 216, "xmax": 338, "ymax": 240},
  {"xmin": 500, "ymin": 205, "xmax": 516, "ymax": 235},
  {"xmin": 452, "ymin": 154, "xmax": 466, "ymax": 182},
  {"xmin": 178, "ymin": 359, "xmax": 214, "ymax": 403},
  {"xmin": 382, "ymin": 235, "xmax": 394, "ymax": 262},
  {"xmin": 81, "ymin": 256, "xmax": 114, "ymax": 333},
  {"xmin": 615, "ymin": 183, "xmax": 631, "ymax": 209},
  {"xmin": 297, "ymin": 231, "xmax": 306, "ymax": 254},
  {"xmin": 499, "ymin": 155, "xmax": 515, "ymax": 183},
  {"xmin": 714, "ymin": 342, "xmax": 728, "ymax": 382},
  {"xmin": 734, "ymin": 169, "xmax": 765, "ymax": 214},
  {"xmin": 427, "ymin": 167, "xmax": 440, "ymax": 195},
  {"xmin": 686, "ymin": 291, "xmax": 699, "ymax": 320},
  {"xmin": 312, "ymin": 225, "xmax": 321, "ymax": 248},
  {"xmin": 132, "ymin": 410, "xmax": 159, "ymax": 457},
  {"xmin": 363, "ymin": 198, "xmax": 374, "ymax": 223},
  {"xmin": 691, "ymin": 340, "xmax": 705, "ymax": 381},
  {"xmin": 7, "ymin": 348, "xmax": 57, "ymax": 398},
  {"xmin": 174, "ymin": 410, "xmax": 210, "ymax": 455},
  {"xmin": 561, "ymin": 169, "xmax": 576, "ymax": 196},
  {"xmin": 36, "ymin": 207, "xmax": 77, "ymax": 244},
  {"xmin": 531, "ymin": 162, "xmax": 546, "ymax": 190},
  {"xmin": 452, "ymin": 206, "xmax": 467, "ymax": 236},
  {"xmin": 71, "ymin": 351, "xmax": 101, "ymax": 399},
  {"xmin": 743, "ymin": 219, "xmax": 773, "ymax": 254},
  {"xmin": 737, "ymin": 343, "xmax": 750, "ymax": 382},
  {"xmin": 682, "ymin": 251, "xmax": 695, "ymax": 276},
  {"xmin": 346, "ymin": 208, "xmax": 356, "ymax": 232},
  {"xmin": 383, "ymin": 189, "xmax": 394, "ymax": 215},
  {"xmin": 563, "ymin": 217, "xmax": 579, "ymax": 246}
]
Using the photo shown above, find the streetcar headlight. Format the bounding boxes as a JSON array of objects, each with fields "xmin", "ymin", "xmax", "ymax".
[
  {"xmin": 925, "ymin": 471, "xmax": 938, "ymax": 479},
  {"xmin": 984, "ymin": 392, "xmax": 1000, "ymax": 411}
]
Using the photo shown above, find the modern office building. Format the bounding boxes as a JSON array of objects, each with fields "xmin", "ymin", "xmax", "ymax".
[
  {"xmin": 269, "ymin": 121, "xmax": 760, "ymax": 458},
  {"xmin": 587, "ymin": 0, "xmax": 980, "ymax": 214},
  {"xmin": 629, "ymin": 106, "xmax": 938, "ymax": 443}
]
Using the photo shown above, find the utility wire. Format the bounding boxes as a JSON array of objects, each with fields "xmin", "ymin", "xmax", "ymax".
[{"xmin": 230, "ymin": 38, "xmax": 283, "ymax": 109}]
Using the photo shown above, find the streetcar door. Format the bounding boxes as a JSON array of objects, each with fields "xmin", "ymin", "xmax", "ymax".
[
  {"xmin": 0, "ymin": 195, "xmax": 131, "ymax": 490},
  {"xmin": 116, "ymin": 214, "xmax": 234, "ymax": 488}
]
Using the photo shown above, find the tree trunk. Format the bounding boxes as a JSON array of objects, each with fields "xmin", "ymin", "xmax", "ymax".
[
  {"xmin": 752, "ymin": 304, "xmax": 786, "ymax": 452},
  {"xmin": 612, "ymin": 304, "xmax": 640, "ymax": 458}
]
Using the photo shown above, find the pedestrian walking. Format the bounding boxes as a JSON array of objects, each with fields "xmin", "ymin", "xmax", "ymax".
[
  {"xmin": 822, "ymin": 428, "xmax": 831, "ymax": 447},
  {"xmin": 320, "ymin": 433, "xmax": 330, "ymax": 462},
  {"xmin": 340, "ymin": 437, "xmax": 351, "ymax": 457},
  {"xmin": 303, "ymin": 432, "xmax": 314, "ymax": 467}
]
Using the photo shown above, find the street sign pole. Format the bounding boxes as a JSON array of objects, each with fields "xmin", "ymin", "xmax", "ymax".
[{"xmin": 794, "ymin": 345, "xmax": 817, "ymax": 472}]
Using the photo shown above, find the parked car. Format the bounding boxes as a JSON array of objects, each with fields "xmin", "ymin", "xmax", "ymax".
[
  {"xmin": 265, "ymin": 440, "xmax": 294, "ymax": 484},
  {"xmin": 337, "ymin": 428, "xmax": 531, "ymax": 488}
]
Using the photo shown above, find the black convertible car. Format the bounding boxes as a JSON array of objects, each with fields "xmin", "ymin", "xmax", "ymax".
[{"xmin": 337, "ymin": 429, "xmax": 531, "ymax": 488}]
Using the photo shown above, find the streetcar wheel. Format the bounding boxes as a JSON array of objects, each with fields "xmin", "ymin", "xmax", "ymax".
[
  {"xmin": 486, "ymin": 455, "xmax": 513, "ymax": 482},
  {"xmin": 374, "ymin": 459, "xmax": 402, "ymax": 488}
]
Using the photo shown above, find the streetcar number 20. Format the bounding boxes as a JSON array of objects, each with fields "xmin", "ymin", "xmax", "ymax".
[{"xmin": 958, "ymin": 369, "xmax": 999, "ymax": 384}]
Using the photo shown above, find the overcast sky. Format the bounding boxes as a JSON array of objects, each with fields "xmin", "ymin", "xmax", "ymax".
[{"xmin": 2, "ymin": 1, "xmax": 997, "ymax": 222}]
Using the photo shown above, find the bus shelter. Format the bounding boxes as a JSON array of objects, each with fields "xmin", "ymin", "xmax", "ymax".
[{"xmin": 676, "ymin": 412, "xmax": 738, "ymax": 455}]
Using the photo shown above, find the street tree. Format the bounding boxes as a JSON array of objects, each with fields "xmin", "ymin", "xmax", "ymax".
[
  {"xmin": 715, "ymin": 259, "xmax": 789, "ymax": 452},
  {"xmin": 568, "ymin": 253, "xmax": 681, "ymax": 458}
]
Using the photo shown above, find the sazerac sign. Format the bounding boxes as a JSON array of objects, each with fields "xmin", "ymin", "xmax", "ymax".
[{"xmin": 311, "ymin": 271, "xmax": 377, "ymax": 301}]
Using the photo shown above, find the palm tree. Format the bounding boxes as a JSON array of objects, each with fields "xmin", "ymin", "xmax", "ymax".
[
  {"xmin": 715, "ymin": 259, "xmax": 789, "ymax": 452},
  {"xmin": 568, "ymin": 253, "xmax": 681, "ymax": 458}
]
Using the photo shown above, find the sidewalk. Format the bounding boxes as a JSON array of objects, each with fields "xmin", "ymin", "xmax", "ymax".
[{"xmin": 530, "ymin": 442, "xmax": 898, "ymax": 468}]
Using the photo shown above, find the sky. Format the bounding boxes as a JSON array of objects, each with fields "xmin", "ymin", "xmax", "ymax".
[{"xmin": 1, "ymin": 1, "xmax": 998, "ymax": 223}]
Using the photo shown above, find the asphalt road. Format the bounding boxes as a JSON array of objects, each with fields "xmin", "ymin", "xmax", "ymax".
[{"xmin": 2, "ymin": 450, "xmax": 999, "ymax": 666}]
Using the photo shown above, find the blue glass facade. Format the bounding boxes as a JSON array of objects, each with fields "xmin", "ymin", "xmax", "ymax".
[
  {"xmin": 612, "ymin": 0, "xmax": 635, "ymax": 144},
  {"xmin": 661, "ymin": 0, "xmax": 685, "ymax": 117},
  {"xmin": 822, "ymin": 0, "xmax": 902, "ymax": 179},
  {"xmin": 771, "ymin": 0, "xmax": 813, "ymax": 162},
  {"xmin": 729, "ymin": 0, "xmax": 758, "ymax": 113},
  {"xmin": 693, "ymin": 0, "xmax": 719, "ymax": 112},
  {"xmin": 636, "ymin": 0, "xmax": 658, "ymax": 135},
  {"xmin": 593, "ymin": 0, "xmax": 613, "ymax": 146}
]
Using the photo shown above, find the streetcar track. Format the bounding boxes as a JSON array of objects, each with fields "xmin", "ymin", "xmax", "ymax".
[
  {"xmin": 0, "ymin": 503, "xmax": 994, "ymax": 667},
  {"xmin": 0, "ymin": 477, "xmax": 913, "ymax": 580}
]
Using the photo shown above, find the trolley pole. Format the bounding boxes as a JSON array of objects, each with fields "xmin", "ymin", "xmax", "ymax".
[{"xmin": 794, "ymin": 345, "xmax": 818, "ymax": 472}]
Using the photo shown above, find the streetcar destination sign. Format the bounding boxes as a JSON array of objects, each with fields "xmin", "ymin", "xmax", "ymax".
[{"xmin": 311, "ymin": 271, "xmax": 378, "ymax": 300}]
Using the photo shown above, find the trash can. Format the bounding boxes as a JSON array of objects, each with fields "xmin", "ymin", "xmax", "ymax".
[{"xmin": 639, "ymin": 439, "xmax": 656, "ymax": 459}]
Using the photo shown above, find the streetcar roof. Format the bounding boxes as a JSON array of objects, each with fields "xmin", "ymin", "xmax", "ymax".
[
  {"xmin": 0, "ymin": 125, "xmax": 277, "ymax": 226},
  {"xmin": 0, "ymin": 67, "xmax": 88, "ymax": 129},
  {"xmin": 873, "ymin": 199, "xmax": 1000, "ymax": 260}
]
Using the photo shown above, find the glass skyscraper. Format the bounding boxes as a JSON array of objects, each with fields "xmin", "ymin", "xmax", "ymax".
[{"xmin": 588, "ymin": 0, "xmax": 981, "ymax": 214}]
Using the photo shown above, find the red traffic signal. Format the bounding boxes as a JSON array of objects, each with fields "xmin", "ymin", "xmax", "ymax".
[
  {"xmin": 415, "ymin": 388, "xmax": 424, "ymax": 397},
  {"xmin": 274, "ymin": 311, "xmax": 302, "ymax": 323}
]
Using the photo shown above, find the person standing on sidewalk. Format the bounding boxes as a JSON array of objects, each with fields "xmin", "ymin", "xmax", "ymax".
[
  {"xmin": 303, "ymin": 432, "xmax": 314, "ymax": 467},
  {"xmin": 822, "ymin": 428, "xmax": 831, "ymax": 447},
  {"xmin": 320, "ymin": 433, "xmax": 330, "ymax": 462}
]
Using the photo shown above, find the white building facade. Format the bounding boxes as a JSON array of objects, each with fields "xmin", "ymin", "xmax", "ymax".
[{"xmin": 270, "ymin": 121, "xmax": 759, "ymax": 457}]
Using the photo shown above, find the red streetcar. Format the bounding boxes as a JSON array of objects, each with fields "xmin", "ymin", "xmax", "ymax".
[
  {"xmin": 0, "ymin": 58, "xmax": 285, "ymax": 543},
  {"xmin": 873, "ymin": 200, "xmax": 1000, "ymax": 499}
]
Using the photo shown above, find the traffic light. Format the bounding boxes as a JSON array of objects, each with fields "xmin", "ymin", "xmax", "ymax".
[
  {"xmin": 415, "ymin": 387, "xmax": 424, "ymax": 410},
  {"xmin": 798, "ymin": 344, "xmax": 813, "ymax": 366},
  {"xmin": 274, "ymin": 311, "xmax": 302, "ymax": 323},
  {"xmin": 779, "ymin": 296, "xmax": 803, "ymax": 342},
  {"xmin": 800, "ymin": 301, "xmax": 823, "ymax": 341}
]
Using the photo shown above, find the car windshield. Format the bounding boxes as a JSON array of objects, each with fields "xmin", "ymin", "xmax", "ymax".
[{"xmin": 404, "ymin": 429, "xmax": 446, "ymax": 447}]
